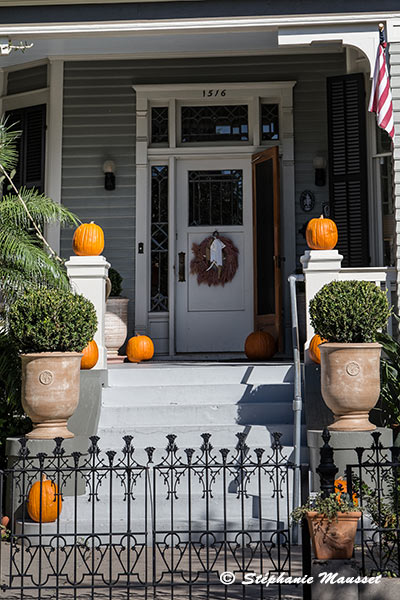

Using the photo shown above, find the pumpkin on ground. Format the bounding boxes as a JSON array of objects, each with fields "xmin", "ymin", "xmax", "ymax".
[
  {"xmin": 306, "ymin": 215, "xmax": 338, "ymax": 250},
  {"xmin": 309, "ymin": 334, "xmax": 326, "ymax": 364},
  {"xmin": 72, "ymin": 221, "xmax": 104, "ymax": 256},
  {"xmin": 27, "ymin": 474, "xmax": 62, "ymax": 523},
  {"xmin": 244, "ymin": 331, "xmax": 276, "ymax": 360},
  {"xmin": 81, "ymin": 339, "xmax": 99, "ymax": 369},
  {"xmin": 126, "ymin": 335, "xmax": 154, "ymax": 363}
]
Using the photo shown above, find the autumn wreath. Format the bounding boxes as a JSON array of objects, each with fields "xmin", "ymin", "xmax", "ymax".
[{"xmin": 190, "ymin": 235, "xmax": 239, "ymax": 286}]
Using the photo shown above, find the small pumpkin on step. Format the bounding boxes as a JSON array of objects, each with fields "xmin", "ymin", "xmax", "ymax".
[
  {"xmin": 306, "ymin": 215, "xmax": 338, "ymax": 250},
  {"xmin": 27, "ymin": 474, "xmax": 62, "ymax": 523},
  {"xmin": 126, "ymin": 335, "xmax": 154, "ymax": 363},
  {"xmin": 244, "ymin": 331, "xmax": 276, "ymax": 360}
]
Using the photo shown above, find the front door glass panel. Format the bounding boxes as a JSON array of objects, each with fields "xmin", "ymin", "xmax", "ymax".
[{"xmin": 188, "ymin": 169, "xmax": 243, "ymax": 226}]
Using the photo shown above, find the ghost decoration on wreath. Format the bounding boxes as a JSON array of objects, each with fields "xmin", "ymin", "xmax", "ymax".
[{"xmin": 190, "ymin": 232, "xmax": 239, "ymax": 286}]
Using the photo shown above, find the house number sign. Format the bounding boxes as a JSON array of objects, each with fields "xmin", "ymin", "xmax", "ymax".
[{"xmin": 202, "ymin": 89, "xmax": 227, "ymax": 97}]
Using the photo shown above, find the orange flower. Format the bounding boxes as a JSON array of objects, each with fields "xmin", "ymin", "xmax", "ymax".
[{"xmin": 334, "ymin": 479, "xmax": 358, "ymax": 506}]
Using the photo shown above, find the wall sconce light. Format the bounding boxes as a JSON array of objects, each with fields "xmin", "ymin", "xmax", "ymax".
[
  {"xmin": 103, "ymin": 160, "xmax": 116, "ymax": 191},
  {"xmin": 313, "ymin": 156, "xmax": 326, "ymax": 187}
]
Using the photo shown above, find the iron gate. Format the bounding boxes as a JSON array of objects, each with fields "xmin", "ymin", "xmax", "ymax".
[{"xmin": 0, "ymin": 432, "xmax": 308, "ymax": 599}]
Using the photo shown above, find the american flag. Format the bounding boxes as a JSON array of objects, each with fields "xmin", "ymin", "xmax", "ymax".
[{"xmin": 368, "ymin": 27, "xmax": 394, "ymax": 140}]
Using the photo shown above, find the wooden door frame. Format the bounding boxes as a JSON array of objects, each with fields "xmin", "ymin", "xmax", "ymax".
[{"xmin": 252, "ymin": 146, "xmax": 282, "ymax": 349}]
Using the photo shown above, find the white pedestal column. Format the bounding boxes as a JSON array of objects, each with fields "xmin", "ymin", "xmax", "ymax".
[
  {"xmin": 300, "ymin": 250, "xmax": 343, "ymax": 344},
  {"xmin": 65, "ymin": 256, "xmax": 110, "ymax": 370}
]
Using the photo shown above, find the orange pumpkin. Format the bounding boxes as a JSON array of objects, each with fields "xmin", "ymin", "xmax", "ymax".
[
  {"xmin": 309, "ymin": 334, "xmax": 326, "ymax": 364},
  {"xmin": 244, "ymin": 331, "xmax": 276, "ymax": 360},
  {"xmin": 73, "ymin": 221, "xmax": 104, "ymax": 256},
  {"xmin": 81, "ymin": 339, "xmax": 99, "ymax": 370},
  {"xmin": 334, "ymin": 478, "xmax": 358, "ymax": 506},
  {"xmin": 27, "ymin": 474, "xmax": 62, "ymax": 523},
  {"xmin": 126, "ymin": 335, "xmax": 154, "ymax": 363},
  {"xmin": 306, "ymin": 215, "xmax": 338, "ymax": 250}
]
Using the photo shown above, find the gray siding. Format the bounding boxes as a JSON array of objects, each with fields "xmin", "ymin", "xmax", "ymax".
[
  {"xmin": 7, "ymin": 64, "xmax": 47, "ymax": 95},
  {"xmin": 59, "ymin": 53, "xmax": 346, "ymax": 337}
]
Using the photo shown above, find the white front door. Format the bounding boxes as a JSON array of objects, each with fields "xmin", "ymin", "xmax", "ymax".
[{"xmin": 175, "ymin": 158, "xmax": 253, "ymax": 353}]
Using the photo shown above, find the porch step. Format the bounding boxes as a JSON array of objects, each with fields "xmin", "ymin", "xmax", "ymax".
[
  {"xmin": 100, "ymin": 400, "xmax": 294, "ymax": 427},
  {"xmin": 106, "ymin": 362, "xmax": 295, "ymax": 387},
  {"xmin": 102, "ymin": 382, "xmax": 293, "ymax": 407}
]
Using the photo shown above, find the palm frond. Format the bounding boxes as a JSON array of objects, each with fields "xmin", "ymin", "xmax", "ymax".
[
  {"xmin": 0, "ymin": 188, "xmax": 79, "ymax": 229},
  {"xmin": 0, "ymin": 119, "xmax": 20, "ymax": 172}
]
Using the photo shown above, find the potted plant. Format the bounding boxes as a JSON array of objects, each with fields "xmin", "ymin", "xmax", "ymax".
[
  {"xmin": 291, "ymin": 490, "xmax": 361, "ymax": 560},
  {"xmin": 105, "ymin": 268, "xmax": 129, "ymax": 362},
  {"xmin": 8, "ymin": 288, "xmax": 97, "ymax": 440},
  {"xmin": 310, "ymin": 280, "xmax": 390, "ymax": 431}
]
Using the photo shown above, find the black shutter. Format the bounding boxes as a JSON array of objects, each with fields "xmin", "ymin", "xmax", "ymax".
[
  {"xmin": 327, "ymin": 73, "xmax": 369, "ymax": 267},
  {"xmin": 5, "ymin": 104, "xmax": 46, "ymax": 193}
]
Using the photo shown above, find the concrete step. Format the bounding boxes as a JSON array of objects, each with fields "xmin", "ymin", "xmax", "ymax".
[
  {"xmin": 102, "ymin": 382, "xmax": 294, "ymax": 407},
  {"xmin": 94, "ymin": 424, "xmax": 303, "ymax": 454},
  {"xmin": 99, "ymin": 400, "xmax": 294, "ymax": 427},
  {"xmin": 107, "ymin": 363, "xmax": 295, "ymax": 388}
]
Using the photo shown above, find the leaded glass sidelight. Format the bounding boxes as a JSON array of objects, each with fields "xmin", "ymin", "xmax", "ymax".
[
  {"xmin": 188, "ymin": 170, "xmax": 243, "ymax": 226},
  {"xmin": 151, "ymin": 166, "xmax": 169, "ymax": 311},
  {"xmin": 261, "ymin": 104, "xmax": 279, "ymax": 141},
  {"xmin": 181, "ymin": 105, "xmax": 248, "ymax": 143},
  {"xmin": 151, "ymin": 107, "xmax": 169, "ymax": 144}
]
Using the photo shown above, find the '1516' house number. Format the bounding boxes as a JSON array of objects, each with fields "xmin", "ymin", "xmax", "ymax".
[{"xmin": 202, "ymin": 89, "xmax": 227, "ymax": 97}]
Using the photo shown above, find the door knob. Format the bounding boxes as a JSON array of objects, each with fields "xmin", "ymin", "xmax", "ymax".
[{"xmin": 178, "ymin": 252, "xmax": 186, "ymax": 282}]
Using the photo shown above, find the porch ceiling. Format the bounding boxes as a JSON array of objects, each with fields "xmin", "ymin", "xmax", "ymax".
[{"xmin": 0, "ymin": 29, "xmax": 344, "ymax": 68}]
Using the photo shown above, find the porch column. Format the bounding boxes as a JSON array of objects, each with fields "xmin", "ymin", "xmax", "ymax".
[
  {"xmin": 65, "ymin": 256, "xmax": 110, "ymax": 370},
  {"xmin": 300, "ymin": 250, "xmax": 343, "ymax": 346},
  {"xmin": 388, "ymin": 33, "xmax": 400, "ymax": 317}
]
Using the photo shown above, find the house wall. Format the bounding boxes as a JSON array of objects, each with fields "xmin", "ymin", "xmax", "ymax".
[{"xmin": 58, "ymin": 53, "xmax": 345, "ymax": 342}]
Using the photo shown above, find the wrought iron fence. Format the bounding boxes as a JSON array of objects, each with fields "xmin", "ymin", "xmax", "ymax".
[
  {"xmin": 0, "ymin": 432, "xmax": 307, "ymax": 599},
  {"xmin": 345, "ymin": 431, "xmax": 400, "ymax": 577}
]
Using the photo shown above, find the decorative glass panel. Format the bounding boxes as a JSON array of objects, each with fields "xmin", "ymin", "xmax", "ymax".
[
  {"xmin": 261, "ymin": 104, "xmax": 279, "ymax": 141},
  {"xmin": 188, "ymin": 170, "xmax": 243, "ymax": 226},
  {"xmin": 151, "ymin": 107, "xmax": 169, "ymax": 144},
  {"xmin": 151, "ymin": 166, "xmax": 168, "ymax": 311},
  {"xmin": 181, "ymin": 105, "xmax": 248, "ymax": 143}
]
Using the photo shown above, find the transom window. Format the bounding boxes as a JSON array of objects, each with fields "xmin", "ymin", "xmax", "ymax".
[
  {"xmin": 188, "ymin": 170, "xmax": 243, "ymax": 226},
  {"xmin": 261, "ymin": 104, "xmax": 279, "ymax": 141},
  {"xmin": 181, "ymin": 105, "xmax": 248, "ymax": 143},
  {"xmin": 151, "ymin": 107, "xmax": 169, "ymax": 144}
]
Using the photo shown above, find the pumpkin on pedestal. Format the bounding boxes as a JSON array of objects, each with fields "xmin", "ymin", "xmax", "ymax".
[
  {"xmin": 126, "ymin": 335, "xmax": 154, "ymax": 363},
  {"xmin": 309, "ymin": 334, "xmax": 326, "ymax": 364},
  {"xmin": 27, "ymin": 474, "xmax": 62, "ymax": 523},
  {"xmin": 244, "ymin": 331, "xmax": 276, "ymax": 360},
  {"xmin": 306, "ymin": 215, "xmax": 338, "ymax": 250},
  {"xmin": 73, "ymin": 221, "xmax": 104, "ymax": 256},
  {"xmin": 81, "ymin": 339, "xmax": 99, "ymax": 369}
]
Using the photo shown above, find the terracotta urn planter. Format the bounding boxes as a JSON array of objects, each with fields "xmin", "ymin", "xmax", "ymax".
[
  {"xmin": 104, "ymin": 297, "xmax": 129, "ymax": 362},
  {"xmin": 320, "ymin": 343, "xmax": 382, "ymax": 431},
  {"xmin": 307, "ymin": 511, "xmax": 361, "ymax": 560},
  {"xmin": 21, "ymin": 352, "xmax": 82, "ymax": 440}
]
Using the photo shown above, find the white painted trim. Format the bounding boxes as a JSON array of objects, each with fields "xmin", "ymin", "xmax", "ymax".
[
  {"xmin": 1, "ymin": 14, "xmax": 400, "ymax": 37},
  {"xmin": 134, "ymin": 80, "xmax": 295, "ymax": 355},
  {"xmin": 1, "ymin": 87, "xmax": 49, "ymax": 111},
  {"xmin": 45, "ymin": 60, "xmax": 64, "ymax": 254}
]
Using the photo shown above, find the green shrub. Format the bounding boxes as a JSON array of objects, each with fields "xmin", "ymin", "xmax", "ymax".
[
  {"xmin": 8, "ymin": 289, "xmax": 97, "ymax": 353},
  {"xmin": 309, "ymin": 280, "xmax": 390, "ymax": 343},
  {"xmin": 291, "ymin": 491, "xmax": 360, "ymax": 523},
  {"xmin": 108, "ymin": 268, "xmax": 123, "ymax": 297}
]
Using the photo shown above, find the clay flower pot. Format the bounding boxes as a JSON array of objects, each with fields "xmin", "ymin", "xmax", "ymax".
[
  {"xmin": 320, "ymin": 343, "xmax": 381, "ymax": 431},
  {"xmin": 104, "ymin": 297, "xmax": 129, "ymax": 362},
  {"xmin": 307, "ymin": 511, "xmax": 361, "ymax": 560},
  {"xmin": 21, "ymin": 352, "xmax": 82, "ymax": 439}
]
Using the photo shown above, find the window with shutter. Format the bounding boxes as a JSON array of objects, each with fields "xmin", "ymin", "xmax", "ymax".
[
  {"xmin": 327, "ymin": 73, "xmax": 369, "ymax": 267},
  {"xmin": 5, "ymin": 104, "xmax": 46, "ymax": 193}
]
